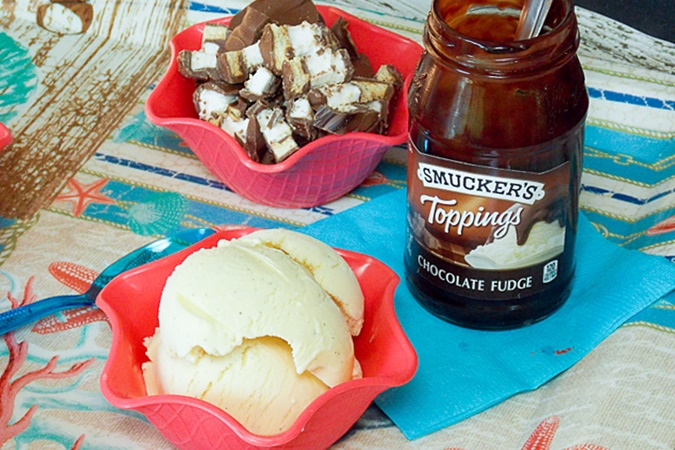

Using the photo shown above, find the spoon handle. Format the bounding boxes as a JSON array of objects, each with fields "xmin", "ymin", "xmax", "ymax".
[
  {"xmin": 515, "ymin": 0, "xmax": 553, "ymax": 40},
  {"xmin": 0, "ymin": 294, "xmax": 93, "ymax": 335},
  {"xmin": 0, "ymin": 228, "xmax": 215, "ymax": 335}
]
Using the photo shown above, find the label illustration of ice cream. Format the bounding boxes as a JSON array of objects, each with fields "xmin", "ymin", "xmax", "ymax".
[{"xmin": 406, "ymin": 142, "xmax": 574, "ymax": 301}]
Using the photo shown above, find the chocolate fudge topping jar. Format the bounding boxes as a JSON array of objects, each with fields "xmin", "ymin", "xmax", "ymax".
[{"xmin": 405, "ymin": 0, "xmax": 588, "ymax": 329}]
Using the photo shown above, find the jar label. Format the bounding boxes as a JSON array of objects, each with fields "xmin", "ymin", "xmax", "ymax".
[{"xmin": 406, "ymin": 142, "xmax": 574, "ymax": 300}]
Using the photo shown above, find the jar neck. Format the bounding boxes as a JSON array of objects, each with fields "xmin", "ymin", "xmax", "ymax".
[{"xmin": 425, "ymin": 0, "xmax": 580, "ymax": 75}]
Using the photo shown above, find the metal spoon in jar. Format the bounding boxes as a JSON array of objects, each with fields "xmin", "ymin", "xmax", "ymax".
[
  {"xmin": 0, "ymin": 227, "xmax": 214, "ymax": 335},
  {"xmin": 515, "ymin": 0, "xmax": 554, "ymax": 40}
]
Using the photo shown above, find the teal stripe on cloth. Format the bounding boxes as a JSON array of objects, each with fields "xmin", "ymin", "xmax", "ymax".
[
  {"xmin": 302, "ymin": 188, "xmax": 675, "ymax": 439},
  {"xmin": 583, "ymin": 126, "xmax": 673, "ymax": 185}
]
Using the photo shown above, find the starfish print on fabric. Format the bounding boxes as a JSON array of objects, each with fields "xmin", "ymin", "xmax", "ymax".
[
  {"xmin": 55, "ymin": 178, "xmax": 115, "ymax": 217},
  {"xmin": 443, "ymin": 416, "xmax": 610, "ymax": 450},
  {"xmin": 31, "ymin": 261, "xmax": 109, "ymax": 334},
  {"xmin": 521, "ymin": 416, "xmax": 609, "ymax": 450}
]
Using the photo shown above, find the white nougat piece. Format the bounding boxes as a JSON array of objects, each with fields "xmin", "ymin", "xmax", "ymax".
[
  {"xmin": 286, "ymin": 21, "xmax": 335, "ymax": 57},
  {"xmin": 241, "ymin": 42, "xmax": 265, "ymax": 70},
  {"xmin": 305, "ymin": 48, "xmax": 352, "ymax": 88},
  {"xmin": 195, "ymin": 88, "xmax": 237, "ymax": 121},
  {"xmin": 289, "ymin": 97, "xmax": 313, "ymax": 120},
  {"xmin": 190, "ymin": 51, "xmax": 217, "ymax": 72},
  {"xmin": 241, "ymin": 66, "xmax": 279, "ymax": 100},
  {"xmin": 220, "ymin": 114, "xmax": 250, "ymax": 144},
  {"xmin": 321, "ymin": 83, "xmax": 362, "ymax": 108},
  {"xmin": 255, "ymin": 107, "xmax": 299, "ymax": 162}
]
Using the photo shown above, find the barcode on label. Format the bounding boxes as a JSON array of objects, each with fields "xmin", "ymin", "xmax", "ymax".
[{"xmin": 543, "ymin": 260, "xmax": 558, "ymax": 284}]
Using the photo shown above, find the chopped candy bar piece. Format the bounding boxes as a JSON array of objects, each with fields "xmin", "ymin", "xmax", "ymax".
[
  {"xmin": 286, "ymin": 97, "xmax": 316, "ymax": 141},
  {"xmin": 241, "ymin": 42, "xmax": 265, "ymax": 69},
  {"xmin": 259, "ymin": 23, "xmax": 294, "ymax": 75},
  {"xmin": 330, "ymin": 17, "xmax": 373, "ymax": 77},
  {"xmin": 305, "ymin": 48, "xmax": 354, "ymax": 88},
  {"xmin": 202, "ymin": 23, "xmax": 231, "ymax": 53},
  {"xmin": 193, "ymin": 81, "xmax": 239, "ymax": 122},
  {"xmin": 226, "ymin": 0, "xmax": 322, "ymax": 51},
  {"xmin": 307, "ymin": 83, "xmax": 361, "ymax": 109},
  {"xmin": 308, "ymin": 80, "xmax": 392, "ymax": 109},
  {"xmin": 217, "ymin": 42, "xmax": 264, "ymax": 84},
  {"xmin": 329, "ymin": 17, "xmax": 358, "ymax": 59},
  {"xmin": 281, "ymin": 58, "xmax": 311, "ymax": 99},
  {"xmin": 286, "ymin": 22, "xmax": 338, "ymax": 57},
  {"xmin": 255, "ymin": 106, "xmax": 300, "ymax": 162},
  {"xmin": 217, "ymin": 50, "xmax": 247, "ymax": 83},
  {"xmin": 350, "ymin": 80, "xmax": 394, "ymax": 103},
  {"xmin": 220, "ymin": 112, "xmax": 250, "ymax": 145},
  {"xmin": 240, "ymin": 66, "xmax": 280, "ymax": 101},
  {"xmin": 243, "ymin": 116, "xmax": 268, "ymax": 162},
  {"xmin": 374, "ymin": 64, "xmax": 403, "ymax": 88},
  {"xmin": 225, "ymin": 7, "xmax": 269, "ymax": 51},
  {"xmin": 177, "ymin": 50, "xmax": 220, "ymax": 81},
  {"xmin": 313, "ymin": 103, "xmax": 381, "ymax": 134}
]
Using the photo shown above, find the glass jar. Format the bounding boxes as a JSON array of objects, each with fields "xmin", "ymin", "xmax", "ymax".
[{"xmin": 405, "ymin": 0, "xmax": 588, "ymax": 329}]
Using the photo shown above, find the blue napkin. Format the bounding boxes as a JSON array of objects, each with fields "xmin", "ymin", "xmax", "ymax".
[{"xmin": 302, "ymin": 188, "xmax": 675, "ymax": 440}]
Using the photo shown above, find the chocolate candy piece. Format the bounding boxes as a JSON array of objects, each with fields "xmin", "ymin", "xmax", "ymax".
[
  {"xmin": 330, "ymin": 17, "xmax": 373, "ymax": 78},
  {"xmin": 193, "ymin": 81, "xmax": 239, "ymax": 122},
  {"xmin": 220, "ymin": 112, "xmax": 250, "ymax": 145},
  {"xmin": 37, "ymin": 0, "xmax": 93, "ymax": 35},
  {"xmin": 240, "ymin": 67, "xmax": 281, "ymax": 101},
  {"xmin": 259, "ymin": 23, "xmax": 294, "ymax": 76},
  {"xmin": 313, "ymin": 104, "xmax": 381, "ymax": 135},
  {"xmin": 216, "ymin": 43, "xmax": 265, "ymax": 84},
  {"xmin": 329, "ymin": 17, "xmax": 357, "ymax": 57},
  {"xmin": 306, "ymin": 48, "xmax": 354, "ymax": 88},
  {"xmin": 281, "ymin": 59, "xmax": 311, "ymax": 99},
  {"xmin": 225, "ymin": 7, "xmax": 270, "ymax": 51},
  {"xmin": 243, "ymin": 116, "xmax": 268, "ymax": 162},
  {"xmin": 286, "ymin": 97, "xmax": 317, "ymax": 141},
  {"xmin": 225, "ymin": 0, "xmax": 323, "ymax": 51},
  {"xmin": 178, "ymin": 50, "xmax": 220, "ymax": 81},
  {"xmin": 308, "ymin": 80, "xmax": 392, "ymax": 110},
  {"xmin": 202, "ymin": 23, "xmax": 231, "ymax": 53},
  {"xmin": 254, "ymin": 106, "xmax": 300, "ymax": 162},
  {"xmin": 374, "ymin": 64, "xmax": 403, "ymax": 88}
]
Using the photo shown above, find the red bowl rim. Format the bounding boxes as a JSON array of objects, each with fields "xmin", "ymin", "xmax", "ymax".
[
  {"xmin": 97, "ymin": 227, "xmax": 418, "ymax": 447},
  {"xmin": 0, "ymin": 123, "xmax": 12, "ymax": 151},
  {"xmin": 145, "ymin": 5, "xmax": 423, "ymax": 175}
]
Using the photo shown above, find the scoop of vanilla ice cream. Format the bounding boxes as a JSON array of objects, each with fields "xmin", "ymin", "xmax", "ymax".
[
  {"xmin": 237, "ymin": 228, "xmax": 364, "ymax": 336},
  {"xmin": 144, "ymin": 330, "xmax": 328, "ymax": 436},
  {"xmin": 157, "ymin": 232, "xmax": 357, "ymax": 387},
  {"xmin": 465, "ymin": 221, "xmax": 566, "ymax": 270},
  {"xmin": 143, "ymin": 229, "xmax": 364, "ymax": 435}
]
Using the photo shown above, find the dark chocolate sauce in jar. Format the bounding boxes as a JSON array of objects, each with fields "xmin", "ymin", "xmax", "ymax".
[{"xmin": 405, "ymin": 0, "xmax": 588, "ymax": 329}]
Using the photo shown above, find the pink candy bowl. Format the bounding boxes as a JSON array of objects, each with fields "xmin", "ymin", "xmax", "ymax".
[
  {"xmin": 0, "ymin": 123, "xmax": 11, "ymax": 152},
  {"xmin": 97, "ymin": 227, "xmax": 418, "ymax": 450},
  {"xmin": 145, "ymin": 6, "xmax": 423, "ymax": 208}
]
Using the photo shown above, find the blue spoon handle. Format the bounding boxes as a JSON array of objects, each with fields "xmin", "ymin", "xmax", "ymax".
[
  {"xmin": 0, "ymin": 294, "xmax": 93, "ymax": 335},
  {"xmin": 0, "ymin": 227, "xmax": 215, "ymax": 336}
]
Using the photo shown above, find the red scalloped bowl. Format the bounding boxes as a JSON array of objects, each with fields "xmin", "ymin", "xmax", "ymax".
[
  {"xmin": 145, "ymin": 6, "xmax": 423, "ymax": 208},
  {"xmin": 0, "ymin": 123, "xmax": 11, "ymax": 152},
  {"xmin": 97, "ymin": 227, "xmax": 418, "ymax": 450}
]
